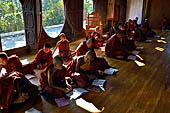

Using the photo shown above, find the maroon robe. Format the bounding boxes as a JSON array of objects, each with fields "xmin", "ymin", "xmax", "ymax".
[
  {"xmin": 2, "ymin": 55, "xmax": 34, "ymax": 75},
  {"xmin": 105, "ymin": 34, "xmax": 129, "ymax": 57},
  {"xmin": 87, "ymin": 57, "xmax": 110, "ymax": 76},
  {"xmin": 56, "ymin": 40, "xmax": 75, "ymax": 62},
  {"xmin": 109, "ymin": 26, "xmax": 116, "ymax": 38},
  {"xmin": 0, "ymin": 72, "xmax": 38, "ymax": 110},
  {"xmin": 40, "ymin": 65, "xmax": 69, "ymax": 98},
  {"xmin": 86, "ymin": 36, "xmax": 102, "ymax": 49},
  {"xmin": 132, "ymin": 29, "xmax": 147, "ymax": 42},
  {"xmin": 32, "ymin": 49, "xmax": 53, "ymax": 69},
  {"xmin": 141, "ymin": 21, "xmax": 156, "ymax": 37},
  {"xmin": 122, "ymin": 35, "xmax": 136, "ymax": 51},
  {"xmin": 76, "ymin": 41, "xmax": 93, "ymax": 56},
  {"xmin": 67, "ymin": 58, "xmax": 90, "ymax": 87}
]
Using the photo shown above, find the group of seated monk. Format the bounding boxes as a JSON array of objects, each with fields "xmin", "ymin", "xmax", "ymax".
[
  {"xmin": 0, "ymin": 16, "xmax": 156, "ymax": 112},
  {"xmin": 106, "ymin": 17, "xmax": 157, "ymax": 59},
  {"xmin": 0, "ymin": 32, "xmax": 112, "ymax": 112}
]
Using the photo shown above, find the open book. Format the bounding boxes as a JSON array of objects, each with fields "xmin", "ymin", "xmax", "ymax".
[
  {"xmin": 92, "ymin": 79, "xmax": 106, "ymax": 88},
  {"xmin": 66, "ymin": 88, "xmax": 88, "ymax": 100},
  {"xmin": 104, "ymin": 68, "xmax": 118, "ymax": 75},
  {"xmin": 127, "ymin": 55, "xmax": 137, "ymax": 61}
]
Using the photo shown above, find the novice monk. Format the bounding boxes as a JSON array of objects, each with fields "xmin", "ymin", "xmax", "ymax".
[
  {"xmin": 32, "ymin": 43, "xmax": 53, "ymax": 69},
  {"xmin": 0, "ymin": 72, "xmax": 38, "ymax": 113},
  {"xmin": 87, "ymin": 31, "xmax": 103, "ymax": 48},
  {"xmin": 53, "ymin": 33, "xmax": 74, "ymax": 62},
  {"xmin": 141, "ymin": 19, "xmax": 156, "ymax": 37},
  {"xmin": 105, "ymin": 31, "xmax": 135, "ymax": 60},
  {"xmin": 0, "ymin": 52, "xmax": 34, "ymax": 75},
  {"xmin": 119, "ymin": 25, "xmax": 136, "ymax": 51},
  {"xmin": 76, "ymin": 38, "xmax": 94, "ymax": 56},
  {"xmin": 109, "ymin": 22, "xmax": 119, "ymax": 38},
  {"xmin": 40, "ymin": 56, "xmax": 72, "ymax": 102},
  {"xmin": 85, "ymin": 50, "xmax": 111, "ymax": 78},
  {"xmin": 131, "ymin": 28, "xmax": 147, "ymax": 42}
]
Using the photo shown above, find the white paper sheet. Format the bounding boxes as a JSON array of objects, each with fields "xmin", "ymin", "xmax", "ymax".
[
  {"xmin": 21, "ymin": 59, "xmax": 29, "ymax": 65},
  {"xmin": 132, "ymin": 50, "xmax": 140, "ymax": 55},
  {"xmin": 66, "ymin": 88, "xmax": 88, "ymax": 100},
  {"xmin": 76, "ymin": 98, "xmax": 104, "ymax": 113},
  {"xmin": 136, "ymin": 47, "xmax": 144, "ymax": 50},
  {"xmin": 145, "ymin": 40, "xmax": 152, "ymax": 43},
  {"xmin": 25, "ymin": 74, "xmax": 36, "ymax": 80},
  {"xmin": 92, "ymin": 79, "xmax": 106, "ymax": 87},
  {"xmin": 100, "ymin": 47, "xmax": 105, "ymax": 52},
  {"xmin": 104, "ymin": 68, "xmax": 118, "ymax": 75},
  {"xmin": 154, "ymin": 35, "xmax": 160, "ymax": 38},
  {"xmin": 25, "ymin": 108, "xmax": 42, "ymax": 113},
  {"xmin": 127, "ymin": 55, "xmax": 137, "ymax": 61}
]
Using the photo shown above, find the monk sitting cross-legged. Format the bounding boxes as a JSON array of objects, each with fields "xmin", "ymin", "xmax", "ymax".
[
  {"xmin": 105, "ymin": 30, "xmax": 136, "ymax": 60},
  {"xmin": 0, "ymin": 52, "xmax": 34, "ymax": 75},
  {"xmin": 76, "ymin": 38, "xmax": 94, "ymax": 56},
  {"xmin": 67, "ymin": 50, "xmax": 112, "ymax": 88},
  {"xmin": 0, "ymin": 72, "xmax": 38, "ymax": 113},
  {"xmin": 85, "ymin": 50, "xmax": 112, "ymax": 78},
  {"xmin": 31, "ymin": 43, "xmax": 53, "ymax": 70},
  {"xmin": 40, "ymin": 56, "xmax": 72, "ymax": 104},
  {"xmin": 53, "ymin": 33, "xmax": 75, "ymax": 62}
]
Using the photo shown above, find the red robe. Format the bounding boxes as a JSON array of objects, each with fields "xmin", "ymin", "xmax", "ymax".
[
  {"xmin": 40, "ymin": 65, "xmax": 70, "ymax": 98},
  {"xmin": 141, "ymin": 21, "xmax": 156, "ymax": 37},
  {"xmin": 105, "ymin": 34, "xmax": 129, "ymax": 57},
  {"xmin": 87, "ymin": 57, "xmax": 110, "ymax": 77},
  {"xmin": 132, "ymin": 29, "xmax": 147, "ymax": 42},
  {"xmin": 2, "ymin": 55, "xmax": 34, "ymax": 75},
  {"xmin": 56, "ymin": 40, "xmax": 75, "ymax": 62},
  {"xmin": 67, "ymin": 58, "xmax": 90, "ymax": 87},
  {"xmin": 0, "ymin": 72, "xmax": 38, "ymax": 110},
  {"xmin": 76, "ymin": 41, "xmax": 93, "ymax": 56},
  {"xmin": 32, "ymin": 49, "xmax": 53, "ymax": 69}
]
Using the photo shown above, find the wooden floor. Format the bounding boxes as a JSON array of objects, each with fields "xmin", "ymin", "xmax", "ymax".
[{"xmin": 14, "ymin": 30, "xmax": 170, "ymax": 113}]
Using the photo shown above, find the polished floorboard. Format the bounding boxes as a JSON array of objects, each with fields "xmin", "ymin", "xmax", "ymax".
[{"xmin": 14, "ymin": 30, "xmax": 170, "ymax": 113}]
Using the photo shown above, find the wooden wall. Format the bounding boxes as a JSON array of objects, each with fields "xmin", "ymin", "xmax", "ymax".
[{"xmin": 149, "ymin": 0, "xmax": 170, "ymax": 28}]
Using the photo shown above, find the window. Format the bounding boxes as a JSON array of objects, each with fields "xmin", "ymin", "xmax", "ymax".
[
  {"xmin": 42, "ymin": 0, "xmax": 65, "ymax": 38},
  {"xmin": 83, "ymin": 0, "xmax": 93, "ymax": 29},
  {"xmin": 0, "ymin": 0, "xmax": 26, "ymax": 51}
]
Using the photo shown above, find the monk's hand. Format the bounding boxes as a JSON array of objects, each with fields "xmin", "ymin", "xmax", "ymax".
[
  {"xmin": 98, "ymin": 70, "xmax": 104, "ymax": 75},
  {"xmin": 64, "ymin": 88, "xmax": 72, "ymax": 93},
  {"xmin": 67, "ymin": 84, "xmax": 72, "ymax": 91}
]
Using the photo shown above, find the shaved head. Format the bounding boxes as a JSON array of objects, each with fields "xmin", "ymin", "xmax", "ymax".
[
  {"xmin": 86, "ymin": 38, "xmax": 94, "ymax": 48},
  {"xmin": 53, "ymin": 56, "xmax": 63, "ymax": 65},
  {"xmin": 84, "ymin": 50, "xmax": 96, "ymax": 63}
]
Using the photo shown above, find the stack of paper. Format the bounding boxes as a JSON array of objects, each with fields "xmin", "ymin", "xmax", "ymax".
[
  {"xmin": 76, "ymin": 98, "xmax": 104, "ymax": 113},
  {"xmin": 55, "ymin": 97, "xmax": 70, "ymax": 107},
  {"xmin": 136, "ymin": 47, "xmax": 144, "ymax": 50},
  {"xmin": 127, "ymin": 55, "xmax": 137, "ymax": 61},
  {"xmin": 104, "ymin": 68, "xmax": 118, "ymax": 75},
  {"xmin": 66, "ymin": 88, "xmax": 88, "ymax": 99},
  {"xmin": 92, "ymin": 79, "xmax": 106, "ymax": 88},
  {"xmin": 25, "ymin": 108, "xmax": 42, "ymax": 113},
  {"xmin": 132, "ymin": 50, "xmax": 140, "ymax": 55}
]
